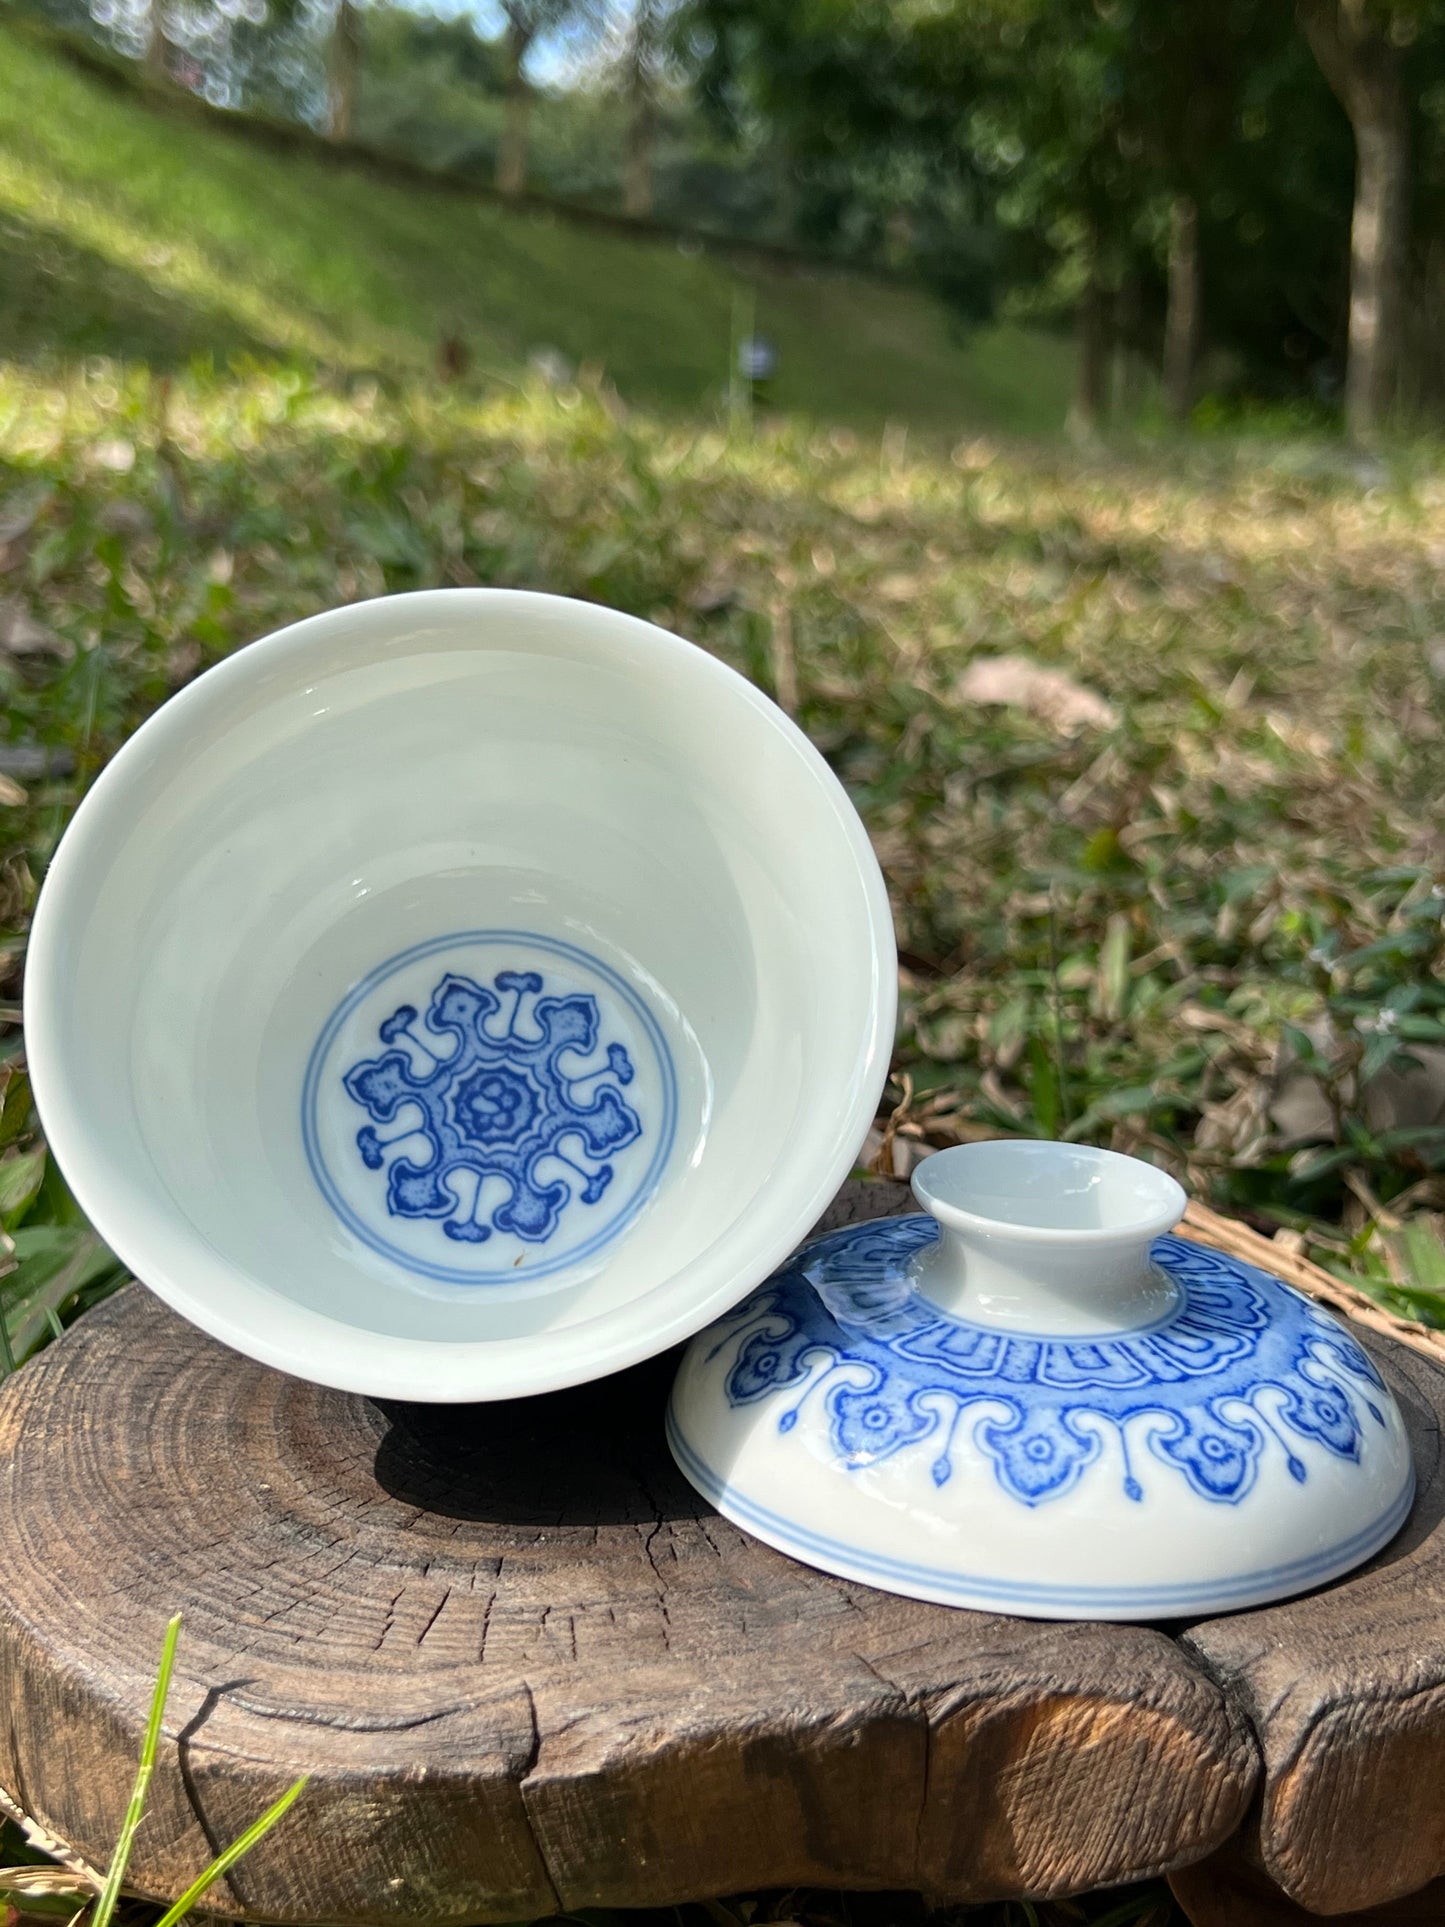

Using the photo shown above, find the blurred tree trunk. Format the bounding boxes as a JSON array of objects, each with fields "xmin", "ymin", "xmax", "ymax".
[
  {"xmin": 328, "ymin": 0, "xmax": 362, "ymax": 142},
  {"xmin": 1073, "ymin": 235, "xmax": 1113, "ymax": 434},
  {"xmin": 143, "ymin": 0, "xmax": 167, "ymax": 83},
  {"xmin": 623, "ymin": 96, "xmax": 654, "ymax": 218},
  {"xmin": 497, "ymin": 14, "xmax": 535, "ymax": 200},
  {"xmin": 1115, "ymin": 272, "xmax": 1146, "ymax": 418},
  {"xmin": 883, "ymin": 206, "xmax": 915, "ymax": 270},
  {"xmin": 623, "ymin": 0, "xmax": 657, "ymax": 218},
  {"xmin": 1297, "ymin": 0, "xmax": 1410, "ymax": 442},
  {"xmin": 1162, "ymin": 194, "xmax": 1202, "ymax": 424}
]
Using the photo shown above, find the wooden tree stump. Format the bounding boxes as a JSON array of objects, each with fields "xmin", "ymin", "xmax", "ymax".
[
  {"xmin": 1176, "ymin": 1328, "xmax": 1445, "ymax": 1918},
  {"xmin": 0, "ymin": 1180, "xmax": 1444, "ymax": 1924}
]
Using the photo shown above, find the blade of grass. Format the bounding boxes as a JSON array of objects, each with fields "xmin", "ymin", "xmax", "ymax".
[
  {"xmin": 1047, "ymin": 888, "xmax": 1072, "ymax": 1135},
  {"xmin": 152, "ymin": 1776, "xmax": 307, "ymax": 1927},
  {"xmin": 89, "ymin": 1613, "xmax": 181, "ymax": 1927}
]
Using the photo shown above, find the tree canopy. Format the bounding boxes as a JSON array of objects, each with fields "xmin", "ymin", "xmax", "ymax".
[{"xmin": 24, "ymin": 0, "xmax": 1445, "ymax": 426}]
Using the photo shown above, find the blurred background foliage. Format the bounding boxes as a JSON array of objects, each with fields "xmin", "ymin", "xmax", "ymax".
[
  {"xmin": 7, "ymin": 0, "xmax": 1445, "ymax": 432},
  {"xmin": 0, "ymin": 0, "xmax": 1444, "ymax": 1358},
  {"xmin": 1, "ymin": 357, "xmax": 1444, "ymax": 1368}
]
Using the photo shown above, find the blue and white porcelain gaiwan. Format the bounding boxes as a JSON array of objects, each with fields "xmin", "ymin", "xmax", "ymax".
[{"xmin": 668, "ymin": 1141, "xmax": 1415, "ymax": 1618}]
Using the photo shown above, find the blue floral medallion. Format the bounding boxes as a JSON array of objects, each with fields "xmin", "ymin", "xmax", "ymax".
[
  {"xmin": 345, "ymin": 969, "xmax": 643, "ymax": 1244},
  {"xmin": 303, "ymin": 932, "xmax": 677, "ymax": 1285},
  {"xmin": 713, "ymin": 1217, "xmax": 1391, "ymax": 1508}
]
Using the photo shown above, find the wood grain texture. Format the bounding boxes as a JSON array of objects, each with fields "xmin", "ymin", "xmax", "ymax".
[
  {"xmin": 0, "ymin": 1181, "xmax": 1257, "ymax": 1923},
  {"xmin": 1171, "ymin": 1836, "xmax": 1445, "ymax": 1927},
  {"xmin": 1182, "ymin": 1331, "xmax": 1445, "ymax": 1917}
]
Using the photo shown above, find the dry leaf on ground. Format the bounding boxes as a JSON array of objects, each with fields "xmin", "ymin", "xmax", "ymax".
[
  {"xmin": 0, "ymin": 1869, "xmax": 98, "ymax": 1898},
  {"xmin": 955, "ymin": 653, "xmax": 1119, "ymax": 733},
  {"xmin": 0, "ymin": 600, "xmax": 68, "ymax": 660}
]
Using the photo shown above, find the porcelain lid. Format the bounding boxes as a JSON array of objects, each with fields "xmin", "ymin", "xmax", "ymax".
[{"xmin": 668, "ymin": 1143, "xmax": 1414, "ymax": 1619}]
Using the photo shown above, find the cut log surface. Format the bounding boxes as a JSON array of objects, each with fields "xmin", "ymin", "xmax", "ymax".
[
  {"xmin": 1182, "ymin": 1329, "xmax": 1445, "ymax": 1917},
  {"xmin": 0, "ymin": 1178, "xmax": 1441, "ymax": 1924}
]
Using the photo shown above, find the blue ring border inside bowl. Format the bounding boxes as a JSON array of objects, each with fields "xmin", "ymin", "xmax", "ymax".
[{"xmin": 302, "ymin": 928, "xmax": 679, "ymax": 1286}]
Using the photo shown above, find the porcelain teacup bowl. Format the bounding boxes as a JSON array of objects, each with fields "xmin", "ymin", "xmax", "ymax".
[{"xmin": 26, "ymin": 589, "xmax": 896, "ymax": 1399}]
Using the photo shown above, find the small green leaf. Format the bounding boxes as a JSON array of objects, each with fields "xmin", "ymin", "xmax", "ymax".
[
  {"xmin": 1287, "ymin": 1144, "xmax": 1357, "ymax": 1183},
  {"xmin": 1374, "ymin": 1125, "xmax": 1445, "ymax": 1155},
  {"xmin": 1093, "ymin": 911, "xmax": 1131, "ymax": 1023},
  {"xmin": 0, "ymin": 1147, "xmax": 47, "ymax": 1228},
  {"xmin": 1385, "ymin": 1219, "xmax": 1445, "ymax": 1299},
  {"xmin": 0, "ymin": 1070, "xmax": 33, "ymax": 1150},
  {"xmin": 1338, "ymin": 929, "xmax": 1436, "ymax": 972},
  {"xmin": 1359, "ymin": 1033, "xmax": 1408, "ymax": 1083},
  {"xmin": 988, "ymin": 993, "xmax": 1030, "ymax": 1062},
  {"xmin": 1281, "ymin": 1023, "xmax": 1330, "ymax": 1077},
  {"xmin": 1064, "ymin": 1084, "xmax": 1159, "ymax": 1139},
  {"xmin": 1080, "ymin": 826, "xmax": 1132, "ymax": 873},
  {"xmin": 1382, "ymin": 1284, "xmax": 1445, "ymax": 1330},
  {"xmin": 1, "ymin": 1225, "xmax": 121, "ymax": 1370},
  {"xmin": 0, "ymin": 1889, "xmax": 93, "ymax": 1918},
  {"xmin": 31, "ymin": 1158, "xmax": 87, "ymax": 1229}
]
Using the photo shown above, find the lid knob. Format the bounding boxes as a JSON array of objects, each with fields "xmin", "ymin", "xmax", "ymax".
[{"xmin": 908, "ymin": 1141, "xmax": 1187, "ymax": 1336}]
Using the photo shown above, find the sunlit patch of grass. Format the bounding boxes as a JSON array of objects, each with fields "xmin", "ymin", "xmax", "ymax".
[
  {"xmin": 1, "ymin": 355, "xmax": 1443, "ymax": 1343},
  {"xmin": 0, "ymin": 149, "xmax": 349, "ymax": 365},
  {"xmin": 0, "ymin": 23, "xmax": 1075, "ymax": 434}
]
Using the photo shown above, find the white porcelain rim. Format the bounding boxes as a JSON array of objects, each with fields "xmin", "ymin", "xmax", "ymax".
[
  {"xmin": 24, "ymin": 589, "xmax": 898, "ymax": 1399},
  {"xmin": 911, "ymin": 1140, "xmax": 1188, "ymax": 1245}
]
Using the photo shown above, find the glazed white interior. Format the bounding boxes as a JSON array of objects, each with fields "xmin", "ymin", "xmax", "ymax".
[{"xmin": 28, "ymin": 594, "xmax": 893, "ymax": 1395}]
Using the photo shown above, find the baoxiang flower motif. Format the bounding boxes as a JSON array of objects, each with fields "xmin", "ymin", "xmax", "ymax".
[
  {"xmin": 343, "ymin": 968, "xmax": 642, "ymax": 1245},
  {"xmin": 713, "ymin": 1220, "xmax": 1389, "ymax": 1507}
]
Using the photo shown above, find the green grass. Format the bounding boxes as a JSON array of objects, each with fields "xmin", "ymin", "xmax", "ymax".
[
  {"xmin": 0, "ymin": 1614, "xmax": 306, "ymax": 1927},
  {"xmin": 1, "ymin": 357, "xmax": 1444, "ymax": 1354},
  {"xmin": 0, "ymin": 25, "xmax": 1075, "ymax": 435}
]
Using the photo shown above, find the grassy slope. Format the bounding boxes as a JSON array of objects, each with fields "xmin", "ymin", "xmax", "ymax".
[{"xmin": 0, "ymin": 27, "xmax": 1075, "ymax": 434}]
